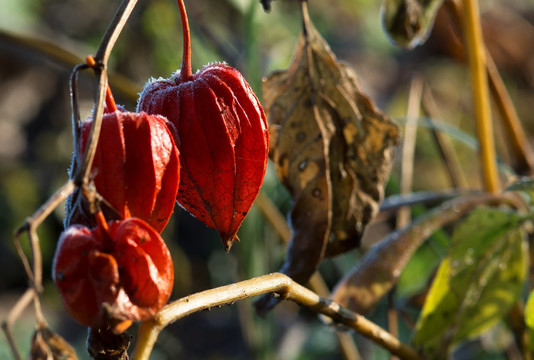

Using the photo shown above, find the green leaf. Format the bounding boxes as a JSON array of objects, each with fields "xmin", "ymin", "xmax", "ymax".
[
  {"xmin": 381, "ymin": 0, "xmax": 445, "ymax": 49},
  {"xmin": 525, "ymin": 290, "xmax": 534, "ymax": 352},
  {"xmin": 526, "ymin": 291, "xmax": 534, "ymax": 330},
  {"xmin": 412, "ymin": 208, "xmax": 528, "ymax": 358}
]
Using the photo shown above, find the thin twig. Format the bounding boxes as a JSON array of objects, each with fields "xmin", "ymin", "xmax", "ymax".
[
  {"xmin": 397, "ymin": 76, "xmax": 423, "ymax": 228},
  {"xmin": 255, "ymin": 191, "xmax": 292, "ymax": 242},
  {"xmin": 3, "ymin": 1, "xmax": 141, "ymax": 359},
  {"xmin": 486, "ymin": 54, "xmax": 534, "ymax": 175},
  {"xmin": 460, "ymin": 0, "xmax": 499, "ymax": 192},
  {"xmin": 388, "ymin": 290, "xmax": 400, "ymax": 360},
  {"xmin": 390, "ymin": 77, "xmax": 421, "ymax": 358},
  {"xmin": 94, "ymin": 0, "xmax": 139, "ymax": 65},
  {"xmin": 1, "ymin": 289, "xmax": 36, "ymax": 360},
  {"xmin": 13, "ymin": 180, "xmax": 76, "ymax": 291},
  {"xmin": 78, "ymin": 0, "xmax": 139, "ymax": 186},
  {"xmin": 336, "ymin": 332, "xmax": 361, "ymax": 360},
  {"xmin": 133, "ymin": 273, "xmax": 421, "ymax": 360},
  {"xmin": 421, "ymin": 86, "xmax": 469, "ymax": 188},
  {"xmin": 3, "ymin": 181, "xmax": 76, "ymax": 358},
  {"xmin": 379, "ymin": 189, "xmax": 472, "ymax": 212},
  {"xmin": 70, "ymin": 63, "xmax": 89, "ymax": 152}
]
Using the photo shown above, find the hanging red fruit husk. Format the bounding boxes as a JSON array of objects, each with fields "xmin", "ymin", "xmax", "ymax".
[
  {"xmin": 137, "ymin": 0, "xmax": 269, "ymax": 251},
  {"xmin": 52, "ymin": 212, "xmax": 174, "ymax": 330},
  {"xmin": 65, "ymin": 79, "xmax": 180, "ymax": 233}
]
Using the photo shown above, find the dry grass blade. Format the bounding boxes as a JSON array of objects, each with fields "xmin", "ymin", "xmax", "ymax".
[{"xmin": 29, "ymin": 323, "xmax": 79, "ymax": 360}]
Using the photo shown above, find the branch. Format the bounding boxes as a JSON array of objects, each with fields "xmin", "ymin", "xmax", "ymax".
[
  {"xmin": 133, "ymin": 273, "xmax": 421, "ymax": 360},
  {"xmin": 3, "ymin": 0, "xmax": 141, "ymax": 358},
  {"xmin": 3, "ymin": 180, "xmax": 76, "ymax": 359},
  {"xmin": 76, "ymin": 0, "xmax": 139, "ymax": 186},
  {"xmin": 13, "ymin": 180, "xmax": 76, "ymax": 291}
]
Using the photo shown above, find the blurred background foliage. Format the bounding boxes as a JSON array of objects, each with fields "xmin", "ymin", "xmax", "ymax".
[{"xmin": 1, "ymin": 0, "xmax": 534, "ymax": 359}]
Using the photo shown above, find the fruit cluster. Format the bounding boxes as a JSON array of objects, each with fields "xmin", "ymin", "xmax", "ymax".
[{"xmin": 53, "ymin": 0, "xmax": 268, "ymax": 331}]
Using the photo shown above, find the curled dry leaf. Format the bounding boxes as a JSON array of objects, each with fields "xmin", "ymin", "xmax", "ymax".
[
  {"xmin": 254, "ymin": 2, "xmax": 399, "ymax": 315},
  {"xmin": 29, "ymin": 324, "xmax": 78, "ymax": 360},
  {"xmin": 381, "ymin": 0, "xmax": 445, "ymax": 49}
]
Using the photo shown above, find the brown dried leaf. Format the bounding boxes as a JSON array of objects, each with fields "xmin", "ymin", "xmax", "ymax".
[
  {"xmin": 255, "ymin": 3, "xmax": 399, "ymax": 314},
  {"xmin": 29, "ymin": 324, "xmax": 78, "ymax": 360}
]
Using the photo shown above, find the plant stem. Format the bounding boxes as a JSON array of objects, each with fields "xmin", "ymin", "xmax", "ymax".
[
  {"xmin": 14, "ymin": 180, "xmax": 77, "ymax": 291},
  {"xmin": 461, "ymin": 0, "xmax": 499, "ymax": 192},
  {"xmin": 94, "ymin": 0, "xmax": 139, "ymax": 65},
  {"xmin": 421, "ymin": 86, "xmax": 469, "ymax": 188},
  {"xmin": 80, "ymin": 0, "xmax": 139, "ymax": 186},
  {"xmin": 486, "ymin": 54, "xmax": 534, "ymax": 175},
  {"xmin": 94, "ymin": 210, "xmax": 112, "ymax": 244},
  {"xmin": 446, "ymin": 0, "xmax": 534, "ymax": 176},
  {"xmin": 133, "ymin": 273, "xmax": 421, "ymax": 360},
  {"xmin": 1, "ymin": 289, "xmax": 36, "ymax": 360},
  {"xmin": 177, "ymin": 0, "xmax": 193, "ymax": 82},
  {"xmin": 5, "ymin": 1, "xmax": 139, "ymax": 359},
  {"xmin": 70, "ymin": 63, "xmax": 90, "ymax": 155},
  {"xmin": 86, "ymin": 55, "xmax": 118, "ymax": 113},
  {"xmin": 397, "ymin": 76, "xmax": 423, "ymax": 229},
  {"xmin": 5, "ymin": 180, "xmax": 76, "ymax": 359}
]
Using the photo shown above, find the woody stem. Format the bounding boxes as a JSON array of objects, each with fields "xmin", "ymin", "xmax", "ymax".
[
  {"xmin": 177, "ymin": 0, "xmax": 193, "ymax": 82},
  {"xmin": 86, "ymin": 55, "xmax": 118, "ymax": 113}
]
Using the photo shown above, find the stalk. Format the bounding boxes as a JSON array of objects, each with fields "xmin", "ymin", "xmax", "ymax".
[
  {"xmin": 461, "ymin": 0, "xmax": 499, "ymax": 192},
  {"xmin": 177, "ymin": 0, "xmax": 193, "ymax": 82},
  {"xmin": 86, "ymin": 56, "xmax": 118, "ymax": 112}
]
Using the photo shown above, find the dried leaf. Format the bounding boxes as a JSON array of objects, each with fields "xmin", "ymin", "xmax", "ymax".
[
  {"xmin": 381, "ymin": 0, "xmax": 445, "ymax": 49},
  {"xmin": 255, "ymin": 2, "xmax": 398, "ymax": 314},
  {"xmin": 29, "ymin": 324, "xmax": 78, "ymax": 360}
]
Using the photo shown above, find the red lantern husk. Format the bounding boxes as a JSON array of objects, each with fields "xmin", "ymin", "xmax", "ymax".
[
  {"xmin": 65, "ymin": 110, "xmax": 180, "ymax": 233},
  {"xmin": 52, "ymin": 217, "xmax": 174, "ymax": 329},
  {"xmin": 137, "ymin": 0, "xmax": 268, "ymax": 250}
]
